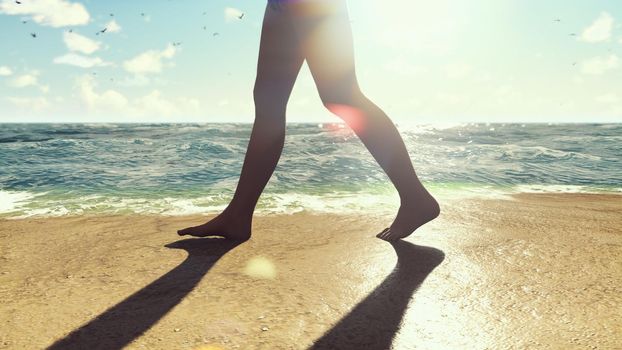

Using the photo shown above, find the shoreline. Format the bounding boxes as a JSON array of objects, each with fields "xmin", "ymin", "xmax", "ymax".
[{"xmin": 1, "ymin": 193, "xmax": 620, "ymax": 349}]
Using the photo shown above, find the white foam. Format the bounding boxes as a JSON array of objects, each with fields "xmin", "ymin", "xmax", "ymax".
[
  {"xmin": 511, "ymin": 184, "xmax": 614, "ymax": 194},
  {"xmin": 0, "ymin": 190, "xmax": 36, "ymax": 213}
]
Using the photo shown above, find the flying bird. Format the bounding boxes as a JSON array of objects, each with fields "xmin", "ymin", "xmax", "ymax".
[
  {"xmin": 172, "ymin": 42, "xmax": 182, "ymax": 46},
  {"xmin": 110, "ymin": 13, "xmax": 114, "ymax": 17},
  {"xmin": 569, "ymin": 33, "xmax": 577, "ymax": 36},
  {"xmin": 30, "ymin": 33, "xmax": 36, "ymax": 38},
  {"xmin": 238, "ymin": 13, "xmax": 245, "ymax": 20},
  {"xmin": 213, "ymin": 32, "xmax": 220, "ymax": 36},
  {"xmin": 553, "ymin": 18, "xmax": 561, "ymax": 22},
  {"xmin": 21, "ymin": 20, "xmax": 27, "ymax": 24},
  {"xmin": 15, "ymin": 0, "xmax": 21, "ymax": 4},
  {"xmin": 96, "ymin": 28, "xmax": 107, "ymax": 35}
]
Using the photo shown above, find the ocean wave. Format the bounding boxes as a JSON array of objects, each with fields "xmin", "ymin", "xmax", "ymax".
[{"xmin": 0, "ymin": 190, "xmax": 37, "ymax": 213}]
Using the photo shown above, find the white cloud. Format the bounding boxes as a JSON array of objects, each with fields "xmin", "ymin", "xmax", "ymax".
[
  {"xmin": 8, "ymin": 71, "xmax": 49, "ymax": 92},
  {"xmin": 63, "ymin": 31, "xmax": 101, "ymax": 54},
  {"xmin": 53, "ymin": 53, "xmax": 110, "ymax": 68},
  {"xmin": 76, "ymin": 75, "xmax": 200, "ymax": 118},
  {"xmin": 105, "ymin": 19, "xmax": 121, "ymax": 33},
  {"xmin": 5, "ymin": 96, "xmax": 50, "ymax": 112},
  {"xmin": 581, "ymin": 55, "xmax": 619, "ymax": 74},
  {"xmin": 123, "ymin": 44, "xmax": 177, "ymax": 75},
  {"xmin": 0, "ymin": 66, "xmax": 12, "ymax": 76},
  {"xmin": 224, "ymin": 7, "xmax": 243, "ymax": 22},
  {"xmin": 10, "ymin": 72, "xmax": 39, "ymax": 88},
  {"xmin": 580, "ymin": 12, "xmax": 614, "ymax": 43},
  {"xmin": 0, "ymin": 0, "xmax": 89, "ymax": 27},
  {"xmin": 77, "ymin": 75, "xmax": 128, "ymax": 112}
]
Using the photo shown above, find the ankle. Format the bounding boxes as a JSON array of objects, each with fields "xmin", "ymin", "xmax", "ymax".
[{"xmin": 224, "ymin": 203, "xmax": 254, "ymax": 220}]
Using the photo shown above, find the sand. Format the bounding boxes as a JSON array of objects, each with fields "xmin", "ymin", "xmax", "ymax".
[{"xmin": 0, "ymin": 193, "xmax": 620, "ymax": 349}]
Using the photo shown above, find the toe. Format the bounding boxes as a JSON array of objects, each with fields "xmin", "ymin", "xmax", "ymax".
[
  {"xmin": 376, "ymin": 227, "xmax": 389, "ymax": 238},
  {"xmin": 378, "ymin": 228, "xmax": 392, "ymax": 240}
]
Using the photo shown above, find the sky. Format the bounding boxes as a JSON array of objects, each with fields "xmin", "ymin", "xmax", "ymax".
[{"xmin": 0, "ymin": 0, "xmax": 621, "ymax": 124}]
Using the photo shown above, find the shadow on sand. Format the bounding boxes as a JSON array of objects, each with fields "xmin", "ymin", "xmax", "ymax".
[
  {"xmin": 47, "ymin": 238, "xmax": 242, "ymax": 350},
  {"xmin": 310, "ymin": 241, "xmax": 445, "ymax": 350}
]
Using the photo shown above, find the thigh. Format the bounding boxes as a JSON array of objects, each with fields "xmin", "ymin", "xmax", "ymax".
[
  {"xmin": 290, "ymin": 0, "xmax": 359, "ymax": 98},
  {"xmin": 255, "ymin": 4, "xmax": 305, "ymax": 103}
]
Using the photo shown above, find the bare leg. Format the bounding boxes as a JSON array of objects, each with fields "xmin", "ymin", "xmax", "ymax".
[
  {"xmin": 291, "ymin": 1, "xmax": 440, "ymax": 241},
  {"xmin": 178, "ymin": 5, "xmax": 304, "ymax": 239}
]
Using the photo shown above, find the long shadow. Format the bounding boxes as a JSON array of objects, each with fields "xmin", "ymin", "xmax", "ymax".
[
  {"xmin": 310, "ymin": 241, "xmax": 445, "ymax": 350},
  {"xmin": 47, "ymin": 238, "xmax": 242, "ymax": 350}
]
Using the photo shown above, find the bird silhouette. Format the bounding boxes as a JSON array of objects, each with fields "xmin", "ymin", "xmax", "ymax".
[
  {"xmin": 238, "ymin": 13, "xmax": 245, "ymax": 20},
  {"xmin": 15, "ymin": 0, "xmax": 21, "ymax": 4},
  {"xmin": 30, "ymin": 33, "xmax": 36, "ymax": 38},
  {"xmin": 96, "ymin": 28, "xmax": 107, "ymax": 35},
  {"xmin": 213, "ymin": 32, "xmax": 220, "ymax": 37}
]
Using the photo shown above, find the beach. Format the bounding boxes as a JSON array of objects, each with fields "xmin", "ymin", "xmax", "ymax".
[{"xmin": 1, "ymin": 193, "xmax": 620, "ymax": 349}]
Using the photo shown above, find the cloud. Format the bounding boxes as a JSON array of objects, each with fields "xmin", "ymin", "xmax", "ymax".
[
  {"xmin": 581, "ymin": 55, "xmax": 619, "ymax": 74},
  {"xmin": 8, "ymin": 71, "xmax": 49, "ymax": 93},
  {"xmin": 77, "ymin": 75, "xmax": 128, "ymax": 112},
  {"xmin": 5, "ymin": 96, "xmax": 50, "ymax": 112},
  {"xmin": 76, "ymin": 75, "xmax": 200, "ymax": 118},
  {"xmin": 104, "ymin": 19, "xmax": 121, "ymax": 33},
  {"xmin": 580, "ymin": 12, "xmax": 614, "ymax": 43},
  {"xmin": 53, "ymin": 53, "xmax": 110, "ymax": 68},
  {"xmin": 0, "ymin": 0, "xmax": 89, "ymax": 27},
  {"xmin": 224, "ymin": 7, "xmax": 243, "ymax": 22},
  {"xmin": 123, "ymin": 44, "xmax": 177, "ymax": 75},
  {"xmin": 63, "ymin": 31, "xmax": 101, "ymax": 54},
  {"xmin": 0, "ymin": 66, "xmax": 12, "ymax": 76},
  {"xmin": 10, "ymin": 72, "xmax": 39, "ymax": 88}
]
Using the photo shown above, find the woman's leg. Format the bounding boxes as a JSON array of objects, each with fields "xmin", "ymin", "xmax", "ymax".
[
  {"xmin": 178, "ymin": 5, "xmax": 304, "ymax": 239},
  {"xmin": 291, "ymin": 0, "xmax": 440, "ymax": 241}
]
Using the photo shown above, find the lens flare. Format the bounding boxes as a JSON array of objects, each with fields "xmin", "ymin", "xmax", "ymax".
[{"xmin": 325, "ymin": 103, "xmax": 366, "ymax": 134}]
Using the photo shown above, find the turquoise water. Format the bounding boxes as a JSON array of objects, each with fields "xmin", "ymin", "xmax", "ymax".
[{"xmin": 1, "ymin": 123, "xmax": 620, "ymax": 218}]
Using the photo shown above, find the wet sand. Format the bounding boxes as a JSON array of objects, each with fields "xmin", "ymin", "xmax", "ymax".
[{"xmin": 0, "ymin": 193, "xmax": 620, "ymax": 349}]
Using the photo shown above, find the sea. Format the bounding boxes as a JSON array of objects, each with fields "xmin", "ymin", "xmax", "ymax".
[{"xmin": 0, "ymin": 123, "xmax": 620, "ymax": 219}]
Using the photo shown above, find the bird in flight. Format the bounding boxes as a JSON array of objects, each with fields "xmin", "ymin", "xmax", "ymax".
[
  {"xmin": 238, "ymin": 13, "xmax": 244, "ymax": 19},
  {"xmin": 15, "ymin": 0, "xmax": 21, "ymax": 4},
  {"xmin": 30, "ymin": 33, "xmax": 36, "ymax": 38},
  {"xmin": 213, "ymin": 32, "xmax": 220, "ymax": 37},
  {"xmin": 96, "ymin": 28, "xmax": 107, "ymax": 35},
  {"xmin": 172, "ymin": 42, "xmax": 182, "ymax": 46}
]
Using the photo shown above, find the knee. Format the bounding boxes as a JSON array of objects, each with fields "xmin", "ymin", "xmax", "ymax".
[
  {"xmin": 319, "ymin": 84, "xmax": 368, "ymax": 120},
  {"xmin": 318, "ymin": 80, "xmax": 366, "ymax": 109}
]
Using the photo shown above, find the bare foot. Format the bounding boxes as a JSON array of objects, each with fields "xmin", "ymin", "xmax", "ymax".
[
  {"xmin": 177, "ymin": 209, "xmax": 252, "ymax": 241},
  {"xmin": 376, "ymin": 189, "xmax": 440, "ymax": 242}
]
